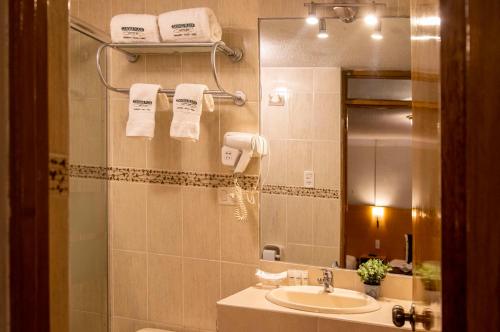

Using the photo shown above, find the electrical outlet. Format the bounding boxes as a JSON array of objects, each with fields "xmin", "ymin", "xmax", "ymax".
[
  {"xmin": 375, "ymin": 239, "xmax": 380, "ymax": 249},
  {"xmin": 218, "ymin": 187, "xmax": 235, "ymax": 205},
  {"xmin": 304, "ymin": 171, "xmax": 315, "ymax": 188}
]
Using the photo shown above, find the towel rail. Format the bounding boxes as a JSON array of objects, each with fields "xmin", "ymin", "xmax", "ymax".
[{"xmin": 96, "ymin": 41, "xmax": 247, "ymax": 106}]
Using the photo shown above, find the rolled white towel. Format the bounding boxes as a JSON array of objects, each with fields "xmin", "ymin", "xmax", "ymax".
[
  {"xmin": 158, "ymin": 8, "xmax": 222, "ymax": 43},
  {"xmin": 110, "ymin": 14, "xmax": 160, "ymax": 43}
]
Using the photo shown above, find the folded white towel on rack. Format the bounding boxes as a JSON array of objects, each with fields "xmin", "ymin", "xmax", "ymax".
[
  {"xmin": 126, "ymin": 83, "xmax": 168, "ymax": 138},
  {"xmin": 158, "ymin": 8, "xmax": 222, "ymax": 43},
  {"xmin": 110, "ymin": 14, "xmax": 160, "ymax": 43},
  {"xmin": 170, "ymin": 84, "xmax": 214, "ymax": 142}
]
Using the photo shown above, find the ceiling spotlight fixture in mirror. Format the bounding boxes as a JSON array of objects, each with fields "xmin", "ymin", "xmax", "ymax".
[
  {"xmin": 318, "ymin": 18, "xmax": 329, "ymax": 39},
  {"xmin": 306, "ymin": 2, "xmax": 319, "ymax": 25}
]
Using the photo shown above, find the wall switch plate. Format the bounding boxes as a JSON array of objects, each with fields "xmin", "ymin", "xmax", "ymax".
[
  {"xmin": 218, "ymin": 187, "xmax": 235, "ymax": 205},
  {"xmin": 375, "ymin": 239, "xmax": 380, "ymax": 249},
  {"xmin": 304, "ymin": 171, "xmax": 315, "ymax": 188}
]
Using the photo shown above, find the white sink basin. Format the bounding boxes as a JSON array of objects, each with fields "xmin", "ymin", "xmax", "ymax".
[{"xmin": 265, "ymin": 286, "xmax": 381, "ymax": 314}]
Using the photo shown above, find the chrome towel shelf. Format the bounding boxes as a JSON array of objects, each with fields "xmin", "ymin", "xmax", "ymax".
[{"xmin": 96, "ymin": 41, "xmax": 247, "ymax": 106}]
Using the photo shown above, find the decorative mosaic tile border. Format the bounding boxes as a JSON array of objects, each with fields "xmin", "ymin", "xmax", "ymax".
[
  {"xmin": 68, "ymin": 165, "xmax": 259, "ymax": 189},
  {"xmin": 68, "ymin": 165, "xmax": 340, "ymax": 199},
  {"xmin": 49, "ymin": 155, "xmax": 69, "ymax": 194},
  {"xmin": 261, "ymin": 184, "xmax": 339, "ymax": 199}
]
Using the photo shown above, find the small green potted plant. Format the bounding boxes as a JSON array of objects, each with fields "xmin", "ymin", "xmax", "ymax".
[
  {"xmin": 416, "ymin": 261, "xmax": 441, "ymax": 304},
  {"xmin": 357, "ymin": 259, "xmax": 392, "ymax": 298}
]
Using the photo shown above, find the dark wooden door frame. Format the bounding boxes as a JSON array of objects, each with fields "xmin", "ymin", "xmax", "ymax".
[
  {"xmin": 441, "ymin": 0, "xmax": 500, "ymax": 331},
  {"xmin": 8, "ymin": 0, "xmax": 50, "ymax": 331}
]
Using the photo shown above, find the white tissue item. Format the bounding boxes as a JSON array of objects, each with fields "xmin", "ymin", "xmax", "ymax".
[
  {"xmin": 110, "ymin": 14, "xmax": 160, "ymax": 43},
  {"xmin": 262, "ymin": 249, "xmax": 277, "ymax": 261},
  {"xmin": 255, "ymin": 269, "xmax": 288, "ymax": 281},
  {"xmin": 158, "ymin": 8, "xmax": 222, "ymax": 43}
]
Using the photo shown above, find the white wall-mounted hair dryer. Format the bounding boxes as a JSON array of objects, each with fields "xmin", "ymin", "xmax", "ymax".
[{"xmin": 221, "ymin": 132, "xmax": 269, "ymax": 173}]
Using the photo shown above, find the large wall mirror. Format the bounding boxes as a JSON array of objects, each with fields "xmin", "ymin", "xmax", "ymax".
[{"xmin": 259, "ymin": 15, "xmax": 413, "ymax": 275}]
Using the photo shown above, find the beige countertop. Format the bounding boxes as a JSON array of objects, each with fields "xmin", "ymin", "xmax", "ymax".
[{"xmin": 217, "ymin": 286, "xmax": 414, "ymax": 330}]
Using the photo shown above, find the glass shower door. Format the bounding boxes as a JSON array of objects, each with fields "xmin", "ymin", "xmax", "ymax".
[{"xmin": 68, "ymin": 27, "xmax": 108, "ymax": 332}]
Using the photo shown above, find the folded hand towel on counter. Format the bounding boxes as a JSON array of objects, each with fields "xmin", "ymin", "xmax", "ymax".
[
  {"xmin": 126, "ymin": 83, "xmax": 167, "ymax": 138},
  {"xmin": 170, "ymin": 84, "xmax": 214, "ymax": 142},
  {"xmin": 158, "ymin": 8, "xmax": 222, "ymax": 43},
  {"xmin": 110, "ymin": 14, "xmax": 160, "ymax": 43}
]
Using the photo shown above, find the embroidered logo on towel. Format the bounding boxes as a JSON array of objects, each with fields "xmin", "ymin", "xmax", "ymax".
[
  {"xmin": 132, "ymin": 99, "xmax": 154, "ymax": 112},
  {"xmin": 175, "ymin": 98, "xmax": 198, "ymax": 113},
  {"xmin": 121, "ymin": 26, "xmax": 146, "ymax": 40},
  {"xmin": 171, "ymin": 23, "xmax": 198, "ymax": 38}
]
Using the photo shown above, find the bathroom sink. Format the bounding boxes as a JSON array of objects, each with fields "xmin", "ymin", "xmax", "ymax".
[{"xmin": 265, "ymin": 286, "xmax": 381, "ymax": 314}]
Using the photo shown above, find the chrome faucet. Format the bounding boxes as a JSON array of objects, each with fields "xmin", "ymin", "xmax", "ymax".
[{"xmin": 317, "ymin": 268, "xmax": 334, "ymax": 293}]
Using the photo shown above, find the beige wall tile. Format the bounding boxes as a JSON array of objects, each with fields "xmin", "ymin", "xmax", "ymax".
[
  {"xmin": 146, "ymin": 112, "xmax": 182, "ymax": 170},
  {"xmin": 261, "ymin": 67, "xmax": 314, "ymax": 94},
  {"xmin": 288, "ymin": 92, "xmax": 313, "ymax": 140},
  {"xmin": 109, "ymin": 98, "xmax": 148, "ymax": 168},
  {"xmin": 183, "ymin": 258, "xmax": 221, "ymax": 330},
  {"xmin": 312, "ymin": 246, "xmax": 340, "ymax": 268},
  {"xmin": 111, "ymin": 0, "xmax": 146, "ymax": 15},
  {"xmin": 313, "ymin": 198, "xmax": 340, "ymax": 247},
  {"xmin": 257, "ymin": 0, "xmax": 309, "ymax": 18},
  {"xmin": 112, "ymin": 250, "xmax": 148, "ymax": 319},
  {"xmin": 262, "ymin": 140, "xmax": 287, "ymax": 185},
  {"xmin": 110, "ymin": 182, "xmax": 147, "ymax": 251},
  {"xmin": 182, "ymin": 187, "xmax": 220, "ymax": 260},
  {"xmin": 260, "ymin": 194, "xmax": 286, "ymax": 248},
  {"xmin": 182, "ymin": 53, "xmax": 219, "ymax": 90},
  {"xmin": 221, "ymin": 263, "xmax": 258, "ymax": 298},
  {"xmin": 285, "ymin": 243, "xmax": 313, "ymax": 265},
  {"xmin": 148, "ymin": 254, "xmax": 183, "ymax": 325},
  {"xmin": 180, "ymin": 109, "xmax": 220, "ymax": 172},
  {"xmin": 145, "ymin": 0, "xmax": 182, "ymax": 14},
  {"xmin": 218, "ymin": 0, "xmax": 258, "ymax": 29},
  {"xmin": 181, "ymin": 0, "xmax": 219, "ymax": 14},
  {"xmin": 312, "ymin": 141, "xmax": 340, "ymax": 189},
  {"xmin": 286, "ymin": 140, "xmax": 312, "ymax": 187},
  {"xmin": 313, "ymin": 67, "xmax": 341, "ymax": 94},
  {"xmin": 261, "ymin": 103, "xmax": 289, "ymax": 141},
  {"xmin": 286, "ymin": 196, "xmax": 313, "ymax": 245},
  {"xmin": 147, "ymin": 185, "xmax": 182, "ymax": 255},
  {"xmin": 109, "ymin": 49, "xmax": 147, "ymax": 91},
  {"xmin": 312, "ymin": 93, "xmax": 341, "ymax": 141},
  {"xmin": 145, "ymin": 54, "xmax": 183, "ymax": 88},
  {"xmin": 70, "ymin": 311, "xmax": 107, "ymax": 332},
  {"xmin": 221, "ymin": 204, "xmax": 259, "ymax": 265},
  {"xmin": 219, "ymin": 28, "xmax": 259, "ymax": 102}
]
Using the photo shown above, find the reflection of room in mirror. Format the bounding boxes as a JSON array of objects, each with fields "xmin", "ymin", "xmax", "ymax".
[{"xmin": 259, "ymin": 16, "xmax": 412, "ymax": 273}]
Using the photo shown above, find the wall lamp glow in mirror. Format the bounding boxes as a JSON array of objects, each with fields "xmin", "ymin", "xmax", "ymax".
[
  {"xmin": 371, "ymin": 21, "xmax": 383, "ymax": 40},
  {"xmin": 305, "ymin": 2, "xmax": 319, "ymax": 25},
  {"xmin": 372, "ymin": 206, "xmax": 385, "ymax": 228},
  {"xmin": 318, "ymin": 18, "xmax": 329, "ymax": 39}
]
